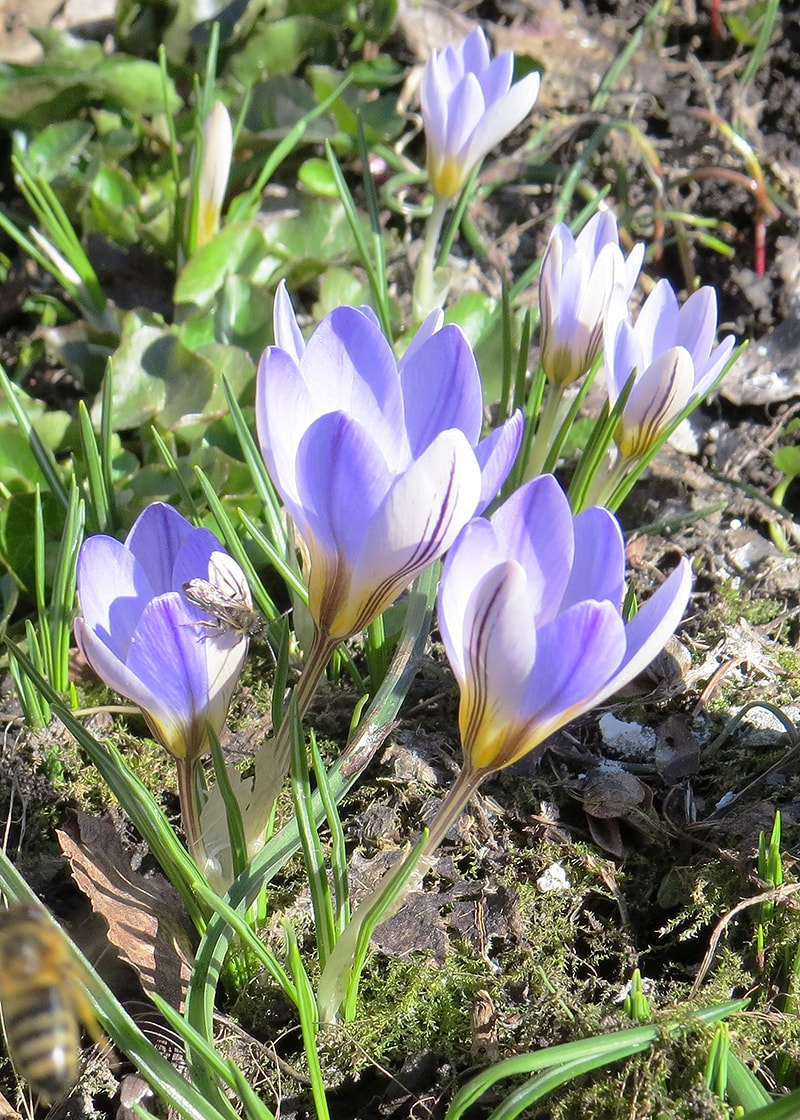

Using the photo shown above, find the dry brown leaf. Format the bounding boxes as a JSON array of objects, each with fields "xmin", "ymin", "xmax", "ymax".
[{"xmin": 57, "ymin": 812, "xmax": 194, "ymax": 1010}]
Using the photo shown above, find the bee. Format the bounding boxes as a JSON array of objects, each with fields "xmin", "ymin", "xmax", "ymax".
[
  {"xmin": 182, "ymin": 550, "xmax": 289, "ymax": 647},
  {"xmin": 0, "ymin": 904, "xmax": 105, "ymax": 1104}
]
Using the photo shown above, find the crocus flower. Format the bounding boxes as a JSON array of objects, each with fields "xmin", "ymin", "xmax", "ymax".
[
  {"xmin": 195, "ymin": 101, "xmax": 233, "ymax": 248},
  {"xmin": 74, "ymin": 503, "xmax": 248, "ymax": 763},
  {"xmin": 437, "ymin": 474, "xmax": 692, "ymax": 775},
  {"xmin": 420, "ymin": 26, "xmax": 540, "ymax": 201},
  {"xmin": 539, "ymin": 212, "xmax": 645, "ymax": 387},
  {"xmin": 256, "ymin": 281, "xmax": 523, "ymax": 644},
  {"xmin": 604, "ymin": 279, "xmax": 736, "ymax": 460}
]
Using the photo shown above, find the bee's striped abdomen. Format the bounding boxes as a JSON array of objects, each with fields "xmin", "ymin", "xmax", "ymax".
[{"xmin": 3, "ymin": 979, "xmax": 80, "ymax": 1102}]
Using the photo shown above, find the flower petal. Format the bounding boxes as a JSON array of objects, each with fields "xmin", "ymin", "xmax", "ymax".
[
  {"xmin": 272, "ymin": 278, "xmax": 306, "ymax": 362},
  {"xmin": 401, "ymin": 324, "xmax": 482, "ymax": 453},
  {"xmin": 126, "ymin": 593, "xmax": 244, "ymax": 759},
  {"xmin": 438, "ymin": 517, "xmax": 501, "ymax": 683},
  {"xmin": 587, "ymin": 559, "xmax": 692, "ymax": 709},
  {"xmin": 340, "ymin": 430, "xmax": 483, "ymax": 637},
  {"xmin": 256, "ymin": 344, "xmax": 314, "ymax": 515},
  {"xmin": 519, "ymin": 600, "xmax": 627, "ymax": 745},
  {"xmin": 300, "ymin": 307, "xmax": 405, "ymax": 442},
  {"xmin": 76, "ymin": 536, "xmax": 153, "ymax": 659},
  {"xmin": 491, "ymin": 475, "xmax": 574, "ymax": 621},
  {"xmin": 564, "ymin": 506, "xmax": 625, "ymax": 609},
  {"xmin": 295, "ymin": 410, "xmax": 391, "ymax": 565},
  {"xmin": 462, "ymin": 71, "xmax": 540, "ymax": 172},
  {"xmin": 126, "ymin": 503, "xmax": 197, "ymax": 595},
  {"xmin": 474, "ymin": 409, "xmax": 524, "ymax": 511}
]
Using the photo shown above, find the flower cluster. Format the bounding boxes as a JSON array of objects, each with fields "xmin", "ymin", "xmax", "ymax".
[{"xmin": 72, "ymin": 22, "xmax": 726, "ymax": 900}]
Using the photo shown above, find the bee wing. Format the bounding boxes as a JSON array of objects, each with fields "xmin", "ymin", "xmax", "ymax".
[{"xmin": 207, "ymin": 552, "xmax": 253, "ymax": 608}]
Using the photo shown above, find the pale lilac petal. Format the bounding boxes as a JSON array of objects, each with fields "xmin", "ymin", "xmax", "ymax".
[
  {"xmin": 172, "ymin": 530, "xmax": 231, "ymax": 591},
  {"xmin": 586, "ymin": 560, "xmax": 692, "ymax": 707},
  {"xmin": 350, "ymin": 431, "xmax": 482, "ymax": 613},
  {"xmin": 490, "ymin": 474, "xmax": 573, "ymax": 620},
  {"xmin": 77, "ymin": 536, "xmax": 151, "ymax": 657},
  {"xmin": 126, "ymin": 503, "xmax": 194, "ymax": 594},
  {"xmin": 462, "ymin": 561, "xmax": 537, "ymax": 720},
  {"xmin": 622, "ymin": 347, "xmax": 696, "ymax": 445},
  {"xmin": 301, "ymin": 308, "xmax": 404, "ymax": 437},
  {"xmin": 401, "ymin": 324, "xmax": 482, "ymax": 453},
  {"xmin": 623, "ymin": 242, "xmax": 646, "ymax": 298},
  {"xmin": 444, "ymin": 74, "xmax": 485, "ymax": 164},
  {"xmin": 575, "ymin": 211, "xmax": 618, "ymax": 257},
  {"xmin": 74, "ymin": 617, "xmax": 161, "ymax": 714},
  {"xmin": 564, "ymin": 507, "xmax": 625, "ymax": 610},
  {"xmin": 272, "ymin": 278, "xmax": 306, "ymax": 362},
  {"xmin": 461, "ymin": 27, "xmax": 492, "ymax": 75},
  {"xmin": 462, "ymin": 71, "xmax": 540, "ymax": 171},
  {"xmin": 523, "ymin": 601, "xmax": 627, "ymax": 731},
  {"xmin": 202, "ymin": 625, "xmax": 249, "ymax": 729},
  {"xmin": 398, "ymin": 309, "xmax": 444, "ymax": 372},
  {"xmin": 295, "ymin": 411, "xmax": 391, "ymax": 564},
  {"xmin": 636, "ymin": 279, "xmax": 679, "ymax": 361},
  {"xmin": 474, "ymin": 410, "xmax": 524, "ymax": 510},
  {"xmin": 677, "ymin": 286, "xmax": 717, "ymax": 361},
  {"xmin": 476, "ymin": 49, "xmax": 515, "ymax": 104},
  {"xmin": 438, "ymin": 518, "xmax": 501, "ymax": 682},
  {"xmin": 606, "ymin": 317, "xmax": 642, "ymax": 402},
  {"xmin": 693, "ymin": 334, "xmax": 736, "ymax": 397},
  {"xmin": 420, "ymin": 59, "xmax": 448, "ymax": 147},
  {"xmin": 256, "ymin": 345, "xmax": 313, "ymax": 513},
  {"xmin": 126, "ymin": 594, "xmax": 238, "ymax": 758}
]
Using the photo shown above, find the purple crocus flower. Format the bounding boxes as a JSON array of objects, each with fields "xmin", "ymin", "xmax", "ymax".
[
  {"xmin": 437, "ymin": 475, "xmax": 692, "ymax": 775},
  {"xmin": 74, "ymin": 503, "xmax": 248, "ymax": 762},
  {"xmin": 539, "ymin": 211, "xmax": 645, "ymax": 387},
  {"xmin": 421, "ymin": 27, "xmax": 540, "ymax": 201},
  {"xmin": 605, "ymin": 279, "xmax": 736, "ymax": 459},
  {"xmin": 256, "ymin": 281, "xmax": 523, "ymax": 643}
]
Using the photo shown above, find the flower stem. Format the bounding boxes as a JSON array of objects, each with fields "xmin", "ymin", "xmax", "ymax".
[
  {"xmin": 176, "ymin": 755, "xmax": 207, "ymax": 870},
  {"xmin": 584, "ymin": 447, "xmax": 629, "ymax": 509},
  {"xmin": 523, "ymin": 382, "xmax": 566, "ymax": 481},
  {"xmin": 271, "ymin": 630, "xmax": 338, "ymax": 783},
  {"xmin": 412, "ymin": 194, "xmax": 450, "ymax": 324},
  {"xmin": 422, "ymin": 764, "xmax": 486, "ymax": 858}
]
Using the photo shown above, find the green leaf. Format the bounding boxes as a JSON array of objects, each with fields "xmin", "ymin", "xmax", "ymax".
[
  {"xmin": 25, "ymin": 119, "xmax": 94, "ymax": 178},
  {"xmin": 174, "ymin": 224, "xmax": 277, "ymax": 309},
  {"xmin": 229, "ymin": 18, "xmax": 337, "ymax": 83},
  {"xmin": 0, "ymin": 41, "xmax": 179, "ymax": 126},
  {"xmin": 88, "ymin": 165, "xmax": 141, "ymax": 244},
  {"xmin": 774, "ymin": 446, "xmax": 800, "ymax": 477},
  {"xmin": 243, "ymin": 76, "xmax": 333, "ymax": 139},
  {"xmin": 93, "ymin": 313, "xmax": 215, "ymax": 430},
  {"xmin": 298, "ymin": 157, "xmax": 339, "ymax": 197},
  {"xmin": 0, "ymin": 427, "xmax": 49, "ymax": 489},
  {"xmin": 0, "ymin": 490, "xmax": 65, "ymax": 592},
  {"xmin": 93, "ymin": 56, "xmax": 181, "ymax": 116},
  {"xmin": 258, "ymin": 195, "xmax": 367, "ymax": 289}
]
